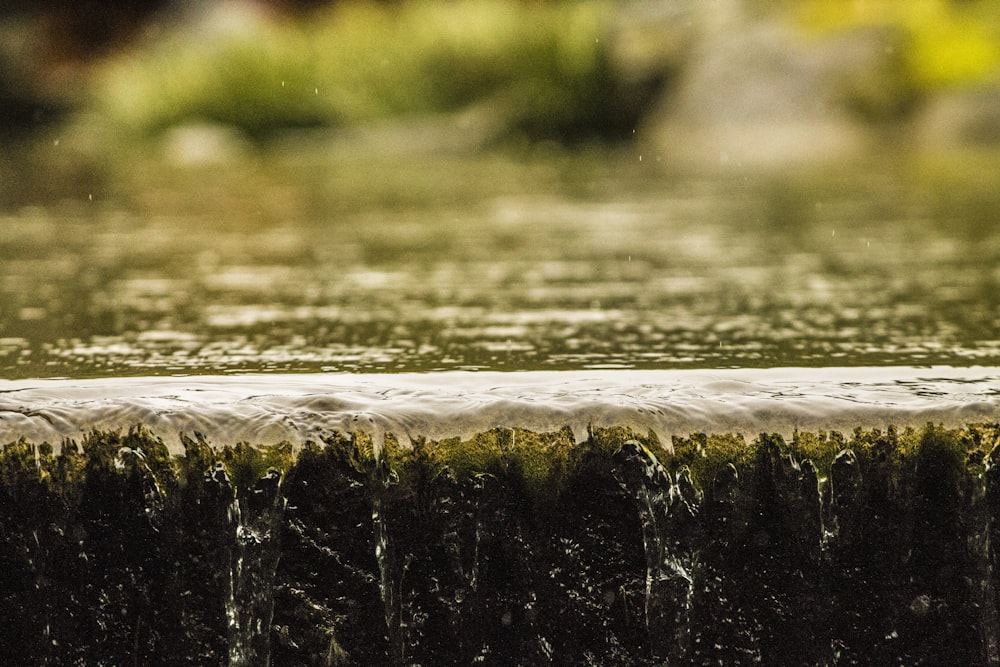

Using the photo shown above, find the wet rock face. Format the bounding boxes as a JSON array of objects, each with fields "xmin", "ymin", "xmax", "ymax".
[
  {"xmin": 1, "ymin": 423, "xmax": 1000, "ymax": 665},
  {"xmin": 271, "ymin": 436, "xmax": 388, "ymax": 666}
]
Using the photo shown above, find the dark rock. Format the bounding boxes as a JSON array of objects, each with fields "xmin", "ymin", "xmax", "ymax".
[{"xmin": 2, "ymin": 423, "xmax": 1000, "ymax": 665}]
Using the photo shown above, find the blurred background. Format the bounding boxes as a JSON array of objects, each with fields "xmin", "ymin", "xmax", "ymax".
[
  {"xmin": 2, "ymin": 0, "xmax": 1000, "ymax": 159},
  {"xmin": 2, "ymin": 0, "xmax": 1000, "ymax": 378}
]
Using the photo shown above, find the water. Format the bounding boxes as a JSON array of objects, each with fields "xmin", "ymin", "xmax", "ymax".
[
  {"xmin": 4, "ymin": 375, "xmax": 1000, "ymax": 665},
  {"xmin": 227, "ymin": 467, "xmax": 285, "ymax": 667},
  {"xmin": 3, "ymin": 143, "xmax": 1000, "ymax": 379},
  {"xmin": 4, "ymin": 140, "xmax": 1000, "ymax": 665},
  {"xmin": 3, "ymin": 367, "xmax": 999, "ymax": 450}
]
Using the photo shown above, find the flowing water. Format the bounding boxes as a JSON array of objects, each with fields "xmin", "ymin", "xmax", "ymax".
[
  {"xmin": 2, "ymin": 368, "xmax": 1000, "ymax": 451},
  {"xmin": 3, "ymin": 143, "xmax": 1000, "ymax": 379},
  {"xmin": 4, "ymin": 141, "xmax": 1000, "ymax": 665}
]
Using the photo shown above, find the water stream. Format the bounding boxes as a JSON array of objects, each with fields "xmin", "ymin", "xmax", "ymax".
[
  {"xmin": 3, "ymin": 149, "xmax": 1000, "ymax": 378},
  {"xmin": 2, "ymin": 367, "xmax": 999, "ymax": 451},
  {"xmin": 3, "ymin": 146, "xmax": 1000, "ymax": 663},
  {"xmin": 3, "ymin": 368, "xmax": 1000, "ymax": 662}
]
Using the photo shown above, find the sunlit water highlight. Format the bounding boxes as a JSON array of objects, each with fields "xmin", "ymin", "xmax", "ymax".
[{"xmin": 2, "ymin": 367, "xmax": 997, "ymax": 449}]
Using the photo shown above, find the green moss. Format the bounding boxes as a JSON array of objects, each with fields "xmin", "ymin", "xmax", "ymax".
[
  {"xmin": 389, "ymin": 426, "xmax": 581, "ymax": 504},
  {"xmin": 7, "ymin": 422, "xmax": 996, "ymax": 504},
  {"xmin": 4, "ymin": 420, "xmax": 1000, "ymax": 664},
  {"xmin": 589, "ymin": 424, "xmax": 661, "ymax": 456},
  {"xmin": 178, "ymin": 431, "xmax": 217, "ymax": 488},
  {"xmin": 216, "ymin": 440, "xmax": 295, "ymax": 494},
  {"xmin": 669, "ymin": 431, "xmax": 751, "ymax": 492},
  {"xmin": 0, "ymin": 438, "xmax": 42, "ymax": 496}
]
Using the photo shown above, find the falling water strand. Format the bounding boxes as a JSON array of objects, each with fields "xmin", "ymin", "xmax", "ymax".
[
  {"xmin": 226, "ymin": 467, "xmax": 286, "ymax": 667},
  {"xmin": 613, "ymin": 441, "xmax": 699, "ymax": 661},
  {"xmin": 980, "ymin": 440, "xmax": 1000, "ymax": 666},
  {"xmin": 366, "ymin": 428, "xmax": 404, "ymax": 665}
]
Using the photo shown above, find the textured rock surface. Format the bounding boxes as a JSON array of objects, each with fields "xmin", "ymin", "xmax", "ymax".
[{"xmin": 2, "ymin": 422, "xmax": 1000, "ymax": 665}]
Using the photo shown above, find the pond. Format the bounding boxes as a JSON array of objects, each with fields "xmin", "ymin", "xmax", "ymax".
[{"xmin": 2, "ymin": 140, "xmax": 999, "ymax": 379}]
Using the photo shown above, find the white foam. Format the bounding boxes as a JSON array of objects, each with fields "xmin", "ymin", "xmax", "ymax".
[{"xmin": 1, "ymin": 367, "xmax": 998, "ymax": 453}]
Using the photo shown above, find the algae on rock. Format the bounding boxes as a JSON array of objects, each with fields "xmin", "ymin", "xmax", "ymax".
[{"xmin": 2, "ymin": 422, "xmax": 1000, "ymax": 665}]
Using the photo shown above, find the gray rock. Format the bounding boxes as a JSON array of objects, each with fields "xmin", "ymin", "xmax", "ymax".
[
  {"xmin": 915, "ymin": 83, "xmax": 1000, "ymax": 147},
  {"xmin": 634, "ymin": 4, "xmax": 915, "ymax": 166}
]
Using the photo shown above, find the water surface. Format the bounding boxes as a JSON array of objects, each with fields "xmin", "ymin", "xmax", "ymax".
[{"xmin": 2, "ymin": 143, "xmax": 999, "ymax": 378}]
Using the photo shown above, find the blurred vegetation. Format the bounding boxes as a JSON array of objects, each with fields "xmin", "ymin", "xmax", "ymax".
[
  {"xmin": 89, "ymin": 0, "xmax": 631, "ymax": 142},
  {"xmin": 77, "ymin": 0, "xmax": 1000, "ymax": 147},
  {"xmin": 797, "ymin": 0, "xmax": 1000, "ymax": 88},
  {"xmin": 4, "ymin": 0, "xmax": 1000, "ymax": 149}
]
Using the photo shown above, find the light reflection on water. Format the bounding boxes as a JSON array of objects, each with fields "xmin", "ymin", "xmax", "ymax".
[
  {"xmin": 1, "ymin": 146, "xmax": 999, "ymax": 378},
  {"xmin": 4, "ymin": 368, "xmax": 1000, "ymax": 451}
]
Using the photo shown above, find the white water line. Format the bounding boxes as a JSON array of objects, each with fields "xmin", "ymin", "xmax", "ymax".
[{"xmin": 0, "ymin": 367, "xmax": 998, "ymax": 453}]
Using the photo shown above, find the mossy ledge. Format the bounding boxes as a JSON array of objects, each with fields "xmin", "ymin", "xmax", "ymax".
[{"xmin": 2, "ymin": 422, "xmax": 1000, "ymax": 665}]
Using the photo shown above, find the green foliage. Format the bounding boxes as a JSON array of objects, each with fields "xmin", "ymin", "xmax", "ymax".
[
  {"xmin": 90, "ymin": 0, "xmax": 616, "ymax": 141},
  {"xmin": 789, "ymin": 429, "xmax": 851, "ymax": 478},
  {"xmin": 797, "ymin": 0, "xmax": 1000, "ymax": 89}
]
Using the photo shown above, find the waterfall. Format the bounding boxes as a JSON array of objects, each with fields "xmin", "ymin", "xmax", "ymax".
[
  {"xmin": 225, "ymin": 467, "xmax": 286, "ymax": 667},
  {"xmin": 368, "ymin": 430, "xmax": 404, "ymax": 666},
  {"xmin": 613, "ymin": 440, "xmax": 699, "ymax": 661},
  {"xmin": 4, "ymin": 413, "xmax": 1000, "ymax": 664}
]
